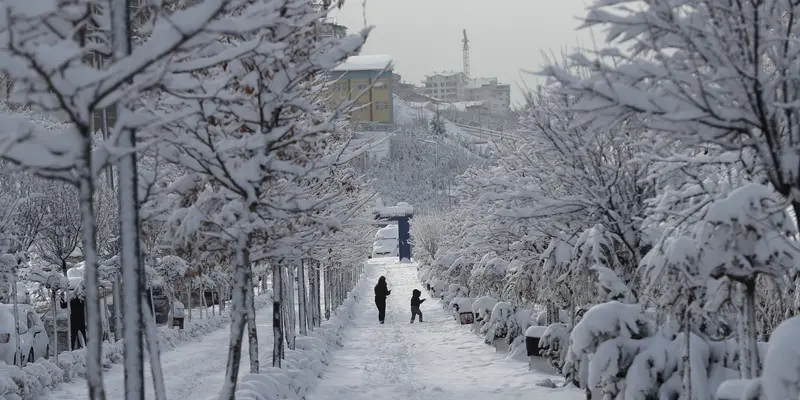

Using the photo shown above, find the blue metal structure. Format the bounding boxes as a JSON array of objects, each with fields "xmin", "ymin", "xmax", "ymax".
[{"xmin": 373, "ymin": 202, "xmax": 414, "ymax": 261}]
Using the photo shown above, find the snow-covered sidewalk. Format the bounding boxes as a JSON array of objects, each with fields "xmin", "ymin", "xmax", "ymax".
[
  {"xmin": 43, "ymin": 307, "xmax": 274, "ymax": 400},
  {"xmin": 305, "ymin": 259, "xmax": 583, "ymax": 400}
]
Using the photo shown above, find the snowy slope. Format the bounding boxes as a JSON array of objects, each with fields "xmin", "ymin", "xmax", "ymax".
[
  {"xmin": 392, "ymin": 96, "xmax": 515, "ymax": 154},
  {"xmin": 305, "ymin": 258, "xmax": 583, "ymax": 400}
]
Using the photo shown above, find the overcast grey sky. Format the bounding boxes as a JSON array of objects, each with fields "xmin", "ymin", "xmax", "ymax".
[{"xmin": 330, "ymin": 0, "xmax": 595, "ymax": 107}]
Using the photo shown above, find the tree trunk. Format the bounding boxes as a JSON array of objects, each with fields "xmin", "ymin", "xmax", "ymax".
[
  {"xmin": 284, "ymin": 265, "xmax": 296, "ymax": 350},
  {"xmin": 78, "ymin": 158, "xmax": 107, "ymax": 400},
  {"xmin": 243, "ymin": 246, "xmax": 259, "ymax": 374},
  {"xmin": 110, "ymin": 0, "xmax": 143, "ymax": 396},
  {"xmin": 11, "ymin": 272, "xmax": 20, "ymax": 366},
  {"xmin": 219, "ymin": 284, "xmax": 226, "ymax": 312},
  {"xmin": 272, "ymin": 262, "xmax": 284, "ymax": 367},
  {"xmin": 67, "ymin": 297, "xmax": 72, "ymax": 351},
  {"xmin": 315, "ymin": 262, "xmax": 321, "ymax": 327},
  {"xmin": 187, "ymin": 282, "xmax": 193, "ymax": 323},
  {"xmin": 219, "ymin": 246, "xmax": 248, "ymax": 399},
  {"xmin": 681, "ymin": 299, "xmax": 691, "ymax": 400},
  {"xmin": 298, "ymin": 260, "xmax": 308, "ymax": 336},
  {"xmin": 143, "ymin": 295, "xmax": 166, "ymax": 400},
  {"xmin": 101, "ymin": 293, "xmax": 110, "ymax": 342},
  {"xmin": 743, "ymin": 280, "xmax": 760, "ymax": 378},
  {"xmin": 149, "ymin": 288, "xmax": 156, "ymax": 320},
  {"xmin": 113, "ymin": 276, "xmax": 122, "ymax": 341},
  {"xmin": 51, "ymin": 290, "xmax": 58, "ymax": 363},
  {"xmin": 211, "ymin": 290, "xmax": 216, "ymax": 317},
  {"xmin": 324, "ymin": 265, "xmax": 331, "ymax": 320}
]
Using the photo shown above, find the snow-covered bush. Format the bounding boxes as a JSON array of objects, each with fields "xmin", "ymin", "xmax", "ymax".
[
  {"xmin": 442, "ymin": 284, "xmax": 468, "ymax": 309},
  {"xmin": 539, "ymin": 323, "xmax": 568, "ymax": 371},
  {"xmin": 471, "ymin": 296, "xmax": 498, "ymax": 325},
  {"xmin": 482, "ymin": 301, "xmax": 517, "ymax": 345},
  {"xmin": 449, "ymin": 297, "xmax": 474, "ymax": 319},
  {"xmin": 564, "ymin": 301, "xmax": 653, "ymax": 397},
  {"xmin": 469, "ymin": 253, "xmax": 507, "ymax": 299}
]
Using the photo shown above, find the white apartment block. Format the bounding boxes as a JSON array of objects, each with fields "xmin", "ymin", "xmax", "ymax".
[{"xmin": 420, "ymin": 71, "xmax": 511, "ymax": 114}]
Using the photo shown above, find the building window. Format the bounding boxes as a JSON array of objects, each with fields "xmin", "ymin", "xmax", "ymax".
[
  {"xmin": 373, "ymin": 80, "xmax": 388, "ymax": 89},
  {"xmin": 375, "ymin": 101, "xmax": 389, "ymax": 110},
  {"xmin": 354, "ymin": 83, "xmax": 368, "ymax": 91},
  {"xmin": 333, "ymin": 82, "xmax": 347, "ymax": 91}
]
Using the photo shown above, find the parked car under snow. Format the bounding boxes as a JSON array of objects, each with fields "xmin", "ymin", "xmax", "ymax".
[
  {"xmin": 372, "ymin": 225, "xmax": 399, "ymax": 258},
  {"xmin": 0, "ymin": 303, "xmax": 49, "ymax": 366}
]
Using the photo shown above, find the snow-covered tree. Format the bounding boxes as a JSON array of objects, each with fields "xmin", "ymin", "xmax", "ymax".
[
  {"xmin": 148, "ymin": 1, "xmax": 370, "ymax": 394},
  {"xmin": 35, "ymin": 181, "xmax": 82, "ymax": 275}
]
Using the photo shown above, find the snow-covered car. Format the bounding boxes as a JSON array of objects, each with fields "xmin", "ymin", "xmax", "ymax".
[
  {"xmin": 372, "ymin": 225, "xmax": 399, "ymax": 258},
  {"xmin": 0, "ymin": 304, "xmax": 49, "ymax": 365}
]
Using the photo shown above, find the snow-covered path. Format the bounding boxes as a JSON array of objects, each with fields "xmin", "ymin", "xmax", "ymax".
[
  {"xmin": 306, "ymin": 258, "xmax": 583, "ymax": 400},
  {"xmin": 44, "ymin": 307, "xmax": 272, "ymax": 400}
]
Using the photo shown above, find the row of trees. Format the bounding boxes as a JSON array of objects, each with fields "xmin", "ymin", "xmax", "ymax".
[
  {"xmin": 0, "ymin": 0, "xmax": 373, "ymax": 398},
  {"xmin": 414, "ymin": 0, "xmax": 800, "ymax": 397}
]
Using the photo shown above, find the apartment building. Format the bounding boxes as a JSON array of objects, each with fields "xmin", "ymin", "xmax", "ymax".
[
  {"xmin": 463, "ymin": 77, "xmax": 511, "ymax": 114},
  {"xmin": 419, "ymin": 72, "xmax": 510, "ymax": 114},
  {"xmin": 421, "ymin": 71, "xmax": 468, "ymax": 102},
  {"xmin": 328, "ymin": 55, "xmax": 394, "ymax": 124}
]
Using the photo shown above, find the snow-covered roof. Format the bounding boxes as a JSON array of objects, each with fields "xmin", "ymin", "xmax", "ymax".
[
  {"xmin": 465, "ymin": 78, "xmax": 499, "ymax": 89},
  {"xmin": 333, "ymin": 55, "xmax": 393, "ymax": 72},
  {"xmin": 374, "ymin": 202, "xmax": 414, "ymax": 217},
  {"xmin": 525, "ymin": 325, "xmax": 547, "ymax": 338},
  {"xmin": 376, "ymin": 225, "xmax": 399, "ymax": 239},
  {"xmin": 444, "ymin": 101, "xmax": 487, "ymax": 112}
]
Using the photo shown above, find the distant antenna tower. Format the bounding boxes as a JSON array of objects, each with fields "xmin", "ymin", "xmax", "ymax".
[{"xmin": 462, "ymin": 29, "xmax": 470, "ymax": 79}]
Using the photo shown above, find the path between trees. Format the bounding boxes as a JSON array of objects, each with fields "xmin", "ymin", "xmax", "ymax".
[
  {"xmin": 306, "ymin": 258, "xmax": 583, "ymax": 400},
  {"xmin": 44, "ymin": 306, "xmax": 273, "ymax": 400}
]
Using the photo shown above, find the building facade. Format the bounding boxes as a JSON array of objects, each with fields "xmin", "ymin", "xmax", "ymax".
[
  {"xmin": 421, "ymin": 71, "xmax": 468, "ymax": 102},
  {"xmin": 328, "ymin": 55, "xmax": 394, "ymax": 125},
  {"xmin": 320, "ymin": 17, "xmax": 347, "ymax": 39},
  {"xmin": 419, "ymin": 72, "xmax": 510, "ymax": 114}
]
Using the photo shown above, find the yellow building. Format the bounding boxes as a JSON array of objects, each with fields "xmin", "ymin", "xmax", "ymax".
[{"xmin": 328, "ymin": 55, "xmax": 394, "ymax": 125}]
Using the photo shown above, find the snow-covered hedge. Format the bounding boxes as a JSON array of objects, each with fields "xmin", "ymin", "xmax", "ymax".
[
  {"xmin": 0, "ymin": 293, "xmax": 272, "ymax": 400},
  {"xmin": 233, "ymin": 272, "xmax": 367, "ymax": 400}
]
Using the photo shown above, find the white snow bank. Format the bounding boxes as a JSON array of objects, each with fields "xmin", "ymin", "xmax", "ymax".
[
  {"xmin": 0, "ymin": 294, "xmax": 272, "ymax": 400},
  {"xmin": 233, "ymin": 269, "xmax": 367, "ymax": 399}
]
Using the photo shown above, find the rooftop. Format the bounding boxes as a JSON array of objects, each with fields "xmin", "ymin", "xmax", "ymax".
[
  {"xmin": 465, "ymin": 77, "xmax": 499, "ymax": 89},
  {"xmin": 333, "ymin": 55, "xmax": 393, "ymax": 72}
]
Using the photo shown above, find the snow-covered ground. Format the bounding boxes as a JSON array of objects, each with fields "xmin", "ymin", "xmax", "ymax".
[
  {"xmin": 306, "ymin": 258, "xmax": 583, "ymax": 400},
  {"xmin": 43, "ymin": 302, "xmax": 274, "ymax": 400},
  {"xmin": 40, "ymin": 258, "xmax": 581, "ymax": 400}
]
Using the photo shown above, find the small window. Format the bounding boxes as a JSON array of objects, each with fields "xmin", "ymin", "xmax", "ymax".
[
  {"xmin": 375, "ymin": 101, "xmax": 389, "ymax": 110},
  {"xmin": 333, "ymin": 82, "xmax": 347, "ymax": 91},
  {"xmin": 373, "ymin": 81, "xmax": 387, "ymax": 89},
  {"xmin": 354, "ymin": 83, "xmax": 368, "ymax": 91}
]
